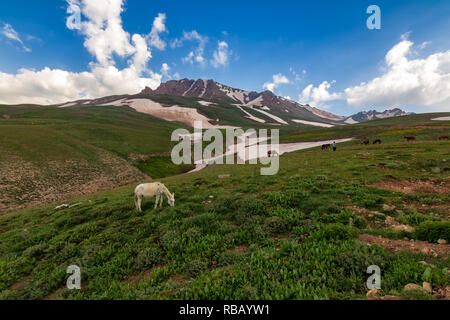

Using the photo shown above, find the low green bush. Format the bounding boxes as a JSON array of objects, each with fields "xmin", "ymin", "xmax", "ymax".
[
  {"xmin": 311, "ymin": 223, "xmax": 359, "ymax": 241},
  {"xmin": 264, "ymin": 216, "xmax": 288, "ymax": 235},
  {"xmin": 185, "ymin": 258, "xmax": 210, "ymax": 278},
  {"xmin": 136, "ymin": 247, "xmax": 164, "ymax": 271},
  {"xmin": 414, "ymin": 221, "xmax": 450, "ymax": 243}
]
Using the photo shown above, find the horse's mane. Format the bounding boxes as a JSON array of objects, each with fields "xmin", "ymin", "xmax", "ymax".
[{"xmin": 158, "ymin": 183, "xmax": 172, "ymax": 197}]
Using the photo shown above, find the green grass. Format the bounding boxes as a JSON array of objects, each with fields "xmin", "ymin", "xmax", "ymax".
[
  {"xmin": 0, "ymin": 113, "xmax": 448, "ymax": 299},
  {"xmin": 135, "ymin": 156, "xmax": 195, "ymax": 179},
  {"xmin": 0, "ymin": 104, "xmax": 194, "ymax": 213}
]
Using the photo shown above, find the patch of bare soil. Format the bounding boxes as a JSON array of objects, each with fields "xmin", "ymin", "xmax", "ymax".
[
  {"xmin": 371, "ymin": 178, "xmax": 450, "ymax": 195},
  {"xmin": 358, "ymin": 234, "xmax": 450, "ymax": 257},
  {"xmin": 43, "ymin": 287, "xmax": 65, "ymax": 300},
  {"xmin": 226, "ymin": 245, "xmax": 249, "ymax": 255},
  {"xmin": 168, "ymin": 274, "xmax": 187, "ymax": 284},
  {"xmin": 123, "ymin": 265, "xmax": 165, "ymax": 284},
  {"xmin": 385, "ymin": 216, "xmax": 415, "ymax": 232},
  {"xmin": 0, "ymin": 150, "xmax": 149, "ymax": 214},
  {"xmin": 10, "ymin": 276, "xmax": 30, "ymax": 291}
]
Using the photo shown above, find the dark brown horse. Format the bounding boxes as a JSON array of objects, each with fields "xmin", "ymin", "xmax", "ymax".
[
  {"xmin": 373, "ymin": 139, "xmax": 382, "ymax": 144},
  {"xmin": 321, "ymin": 144, "xmax": 331, "ymax": 150},
  {"xmin": 438, "ymin": 135, "xmax": 449, "ymax": 140},
  {"xmin": 404, "ymin": 136, "xmax": 416, "ymax": 142},
  {"xmin": 361, "ymin": 140, "xmax": 370, "ymax": 145}
]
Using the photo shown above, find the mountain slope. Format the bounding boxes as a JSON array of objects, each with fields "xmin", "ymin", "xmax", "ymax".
[
  {"xmin": 344, "ymin": 108, "xmax": 412, "ymax": 124},
  {"xmin": 140, "ymin": 79, "xmax": 343, "ymax": 125}
]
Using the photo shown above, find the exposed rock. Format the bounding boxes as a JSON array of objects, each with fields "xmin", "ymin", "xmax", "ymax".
[
  {"xmin": 366, "ymin": 288, "xmax": 380, "ymax": 297},
  {"xmin": 139, "ymin": 79, "xmax": 342, "ymax": 122},
  {"xmin": 218, "ymin": 174, "xmax": 230, "ymax": 179},
  {"xmin": 423, "ymin": 282, "xmax": 432, "ymax": 293},
  {"xmin": 437, "ymin": 239, "xmax": 447, "ymax": 245},
  {"xmin": 404, "ymin": 283, "xmax": 426, "ymax": 292},
  {"xmin": 367, "ymin": 295, "xmax": 401, "ymax": 300},
  {"xmin": 382, "ymin": 204, "xmax": 395, "ymax": 211},
  {"xmin": 433, "ymin": 286, "xmax": 450, "ymax": 300}
]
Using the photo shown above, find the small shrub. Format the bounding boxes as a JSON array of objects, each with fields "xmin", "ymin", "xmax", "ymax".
[
  {"xmin": 353, "ymin": 215, "xmax": 368, "ymax": 229},
  {"xmin": 414, "ymin": 221, "xmax": 450, "ymax": 243},
  {"xmin": 241, "ymin": 286, "xmax": 258, "ymax": 299},
  {"xmin": 159, "ymin": 230, "xmax": 183, "ymax": 252},
  {"xmin": 264, "ymin": 216, "xmax": 288, "ymax": 235},
  {"xmin": 136, "ymin": 247, "xmax": 164, "ymax": 271},
  {"xmin": 185, "ymin": 258, "xmax": 210, "ymax": 278},
  {"xmin": 22, "ymin": 243, "xmax": 49, "ymax": 259}
]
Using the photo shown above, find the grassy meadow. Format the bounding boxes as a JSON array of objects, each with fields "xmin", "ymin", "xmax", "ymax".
[{"xmin": 0, "ymin": 111, "xmax": 448, "ymax": 300}]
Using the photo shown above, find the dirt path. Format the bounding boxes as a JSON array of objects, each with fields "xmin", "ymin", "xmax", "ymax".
[
  {"xmin": 358, "ymin": 234, "xmax": 449, "ymax": 257},
  {"xmin": 372, "ymin": 178, "xmax": 450, "ymax": 195},
  {"xmin": 189, "ymin": 138, "xmax": 354, "ymax": 173}
]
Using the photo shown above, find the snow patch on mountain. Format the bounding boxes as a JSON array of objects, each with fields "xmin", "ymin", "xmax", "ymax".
[
  {"xmin": 250, "ymin": 107, "xmax": 288, "ymax": 125},
  {"xmin": 292, "ymin": 119, "xmax": 335, "ymax": 127}
]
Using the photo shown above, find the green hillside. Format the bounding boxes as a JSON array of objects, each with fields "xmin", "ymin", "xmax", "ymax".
[
  {"xmin": 0, "ymin": 114, "xmax": 448, "ymax": 300},
  {"xmin": 0, "ymin": 104, "xmax": 194, "ymax": 213}
]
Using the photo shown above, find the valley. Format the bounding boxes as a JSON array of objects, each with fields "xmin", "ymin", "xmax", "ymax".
[{"xmin": 0, "ymin": 102, "xmax": 448, "ymax": 300}]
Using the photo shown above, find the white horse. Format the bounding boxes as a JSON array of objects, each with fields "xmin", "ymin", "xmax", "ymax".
[{"xmin": 134, "ymin": 182, "xmax": 175, "ymax": 212}]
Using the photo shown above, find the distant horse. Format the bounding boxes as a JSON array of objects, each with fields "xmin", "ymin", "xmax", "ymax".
[
  {"xmin": 404, "ymin": 136, "xmax": 416, "ymax": 142},
  {"xmin": 134, "ymin": 182, "xmax": 175, "ymax": 212},
  {"xmin": 438, "ymin": 135, "xmax": 449, "ymax": 141},
  {"xmin": 373, "ymin": 139, "xmax": 382, "ymax": 145},
  {"xmin": 361, "ymin": 140, "xmax": 370, "ymax": 145},
  {"xmin": 268, "ymin": 150, "xmax": 279, "ymax": 157},
  {"xmin": 321, "ymin": 144, "xmax": 331, "ymax": 150}
]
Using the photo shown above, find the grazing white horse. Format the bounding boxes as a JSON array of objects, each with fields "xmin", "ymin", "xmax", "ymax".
[{"xmin": 134, "ymin": 182, "xmax": 175, "ymax": 212}]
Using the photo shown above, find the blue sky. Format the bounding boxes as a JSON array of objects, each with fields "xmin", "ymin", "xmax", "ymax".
[{"xmin": 0, "ymin": 0, "xmax": 449, "ymax": 115}]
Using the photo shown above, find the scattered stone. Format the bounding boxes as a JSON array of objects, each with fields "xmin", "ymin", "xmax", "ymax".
[
  {"xmin": 366, "ymin": 289, "xmax": 380, "ymax": 297},
  {"xmin": 383, "ymin": 204, "xmax": 395, "ymax": 211},
  {"xmin": 437, "ymin": 239, "xmax": 447, "ymax": 245},
  {"xmin": 367, "ymin": 295, "xmax": 401, "ymax": 300},
  {"xmin": 433, "ymin": 286, "xmax": 450, "ymax": 300},
  {"xmin": 404, "ymin": 283, "xmax": 426, "ymax": 292},
  {"xmin": 423, "ymin": 282, "xmax": 432, "ymax": 293},
  {"xmin": 218, "ymin": 174, "xmax": 230, "ymax": 179},
  {"xmin": 209, "ymin": 195, "xmax": 214, "ymax": 199}
]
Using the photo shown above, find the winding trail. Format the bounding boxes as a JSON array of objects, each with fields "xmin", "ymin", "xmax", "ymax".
[{"xmin": 189, "ymin": 137, "xmax": 354, "ymax": 173}]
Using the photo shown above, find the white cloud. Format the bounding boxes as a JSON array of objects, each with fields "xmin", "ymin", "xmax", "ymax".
[
  {"xmin": 263, "ymin": 73, "xmax": 290, "ymax": 92},
  {"xmin": 147, "ymin": 13, "xmax": 167, "ymax": 50},
  {"xmin": 211, "ymin": 41, "xmax": 230, "ymax": 68},
  {"xmin": 1, "ymin": 23, "xmax": 31, "ymax": 52},
  {"xmin": 171, "ymin": 30, "xmax": 208, "ymax": 66},
  {"xmin": 160, "ymin": 63, "xmax": 172, "ymax": 79},
  {"xmin": 299, "ymin": 35, "xmax": 450, "ymax": 112},
  {"xmin": 0, "ymin": 0, "xmax": 164, "ymax": 105},
  {"xmin": 298, "ymin": 81, "xmax": 343, "ymax": 109}
]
